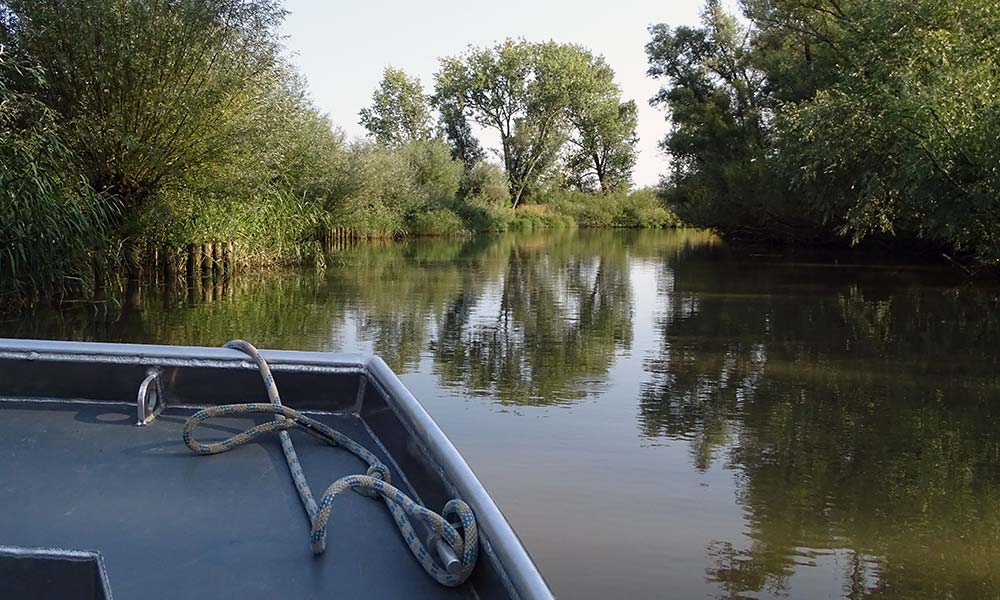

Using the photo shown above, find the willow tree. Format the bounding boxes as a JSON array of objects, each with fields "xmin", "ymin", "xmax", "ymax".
[
  {"xmin": 0, "ymin": 53, "xmax": 117, "ymax": 300},
  {"xmin": 436, "ymin": 40, "xmax": 622, "ymax": 207},
  {"xmin": 0, "ymin": 0, "xmax": 286, "ymax": 211}
]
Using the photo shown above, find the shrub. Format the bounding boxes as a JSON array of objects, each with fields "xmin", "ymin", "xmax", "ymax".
[
  {"xmin": 540, "ymin": 187, "xmax": 681, "ymax": 229},
  {"xmin": 407, "ymin": 208, "xmax": 468, "ymax": 236},
  {"xmin": 460, "ymin": 161, "xmax": 510, "ymax": 207},
  {"xmin": 399, "ymin": 139, "xmax": 463, "ymax": 207},
  {"xmin": 509, "ymin": 204, "xmax": 576, "ymax": 231},
  {"xmin": 327, "ymin": 142, "xmax": 414, "ymax": 237}
]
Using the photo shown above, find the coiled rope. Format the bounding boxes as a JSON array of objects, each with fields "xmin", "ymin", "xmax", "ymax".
[{"xmin": 181, "ymin": 339, "xmax": 478, "ymax": 586}]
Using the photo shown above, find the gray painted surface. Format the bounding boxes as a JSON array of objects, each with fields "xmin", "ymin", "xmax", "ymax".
[{"xmin": 0, "ymin": 339, "xmax": 554, "ymax": 600}]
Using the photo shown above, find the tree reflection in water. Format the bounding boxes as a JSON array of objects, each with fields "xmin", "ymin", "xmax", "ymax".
[{"xmin": 640, "ymin": 245, "xmax": 1000, "ymax": 598}]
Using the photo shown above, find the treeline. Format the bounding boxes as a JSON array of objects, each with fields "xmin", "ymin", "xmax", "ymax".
[
  {"xmin": 0, "ymin": 1, "xmax": 670, "ymax": 303},
  {"xmin": 345, "ymin": 41, "xmax": 677, "ymax": 232},
  {"xmin": 646, "ymin": 0, "xmax": 1000, "ymax": 264}
]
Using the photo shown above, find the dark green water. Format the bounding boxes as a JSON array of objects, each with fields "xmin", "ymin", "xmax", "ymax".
[{"xmin": 3, "ymin": 229, "xmax": 1000, "ymax": 599}]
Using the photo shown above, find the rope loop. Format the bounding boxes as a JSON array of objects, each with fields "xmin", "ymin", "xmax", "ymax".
[{"xmin": 181, "ymin": 339, "xmax": 478, "ymax": 587}]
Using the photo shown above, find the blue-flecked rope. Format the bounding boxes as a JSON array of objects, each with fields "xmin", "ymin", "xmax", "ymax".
[{"xmin": 181, "ymin": 339, "xmax": 478, "ymax": 587}]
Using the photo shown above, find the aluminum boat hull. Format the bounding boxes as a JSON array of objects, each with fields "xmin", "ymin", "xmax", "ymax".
[{"xmin": 0, "ymin": 338, "xmax": 553, "ymax": 600}]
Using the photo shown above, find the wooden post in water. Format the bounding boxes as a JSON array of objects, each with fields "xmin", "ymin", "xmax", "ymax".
[
  {"xmin": 125, "ymin": 241, "xmax": 142, "ymax": 281},
  {"xmin": 186, "ymin": 244, "xmax": 198, "ymax": 283},
  {"xmin": 188, "ymin": 267, "xmax": 201, "ymax": 304},
  {"xmin": 163, "ymin": 246, "xmax": 177, "ymax": 297},
  {"xmin": 164, "ymin": 246, "xmax": 176, "ymax": 283},
  {"xmin": 221, "ymin": 241, "xmax": 233, "ymax": 275},
  {"xmin": 211, "ymin": 242, "xmax": 221, "ymax": 279},
  {"xmin": 202, "ymin": 274, "xmax": 213, "ymax": 303},
  {"xmin": 200, "ymin": 242, "xmax": 212, "ymax": 279}
]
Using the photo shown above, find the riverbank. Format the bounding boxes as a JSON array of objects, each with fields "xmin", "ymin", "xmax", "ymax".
[{"xmin": 1, "ymin": 182, "xmax": 682, "ymax": 308}]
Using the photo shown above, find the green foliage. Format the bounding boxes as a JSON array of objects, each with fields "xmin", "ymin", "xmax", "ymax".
[
  {"xmin": 0, "ymin": 54, "xmax": 118, "ymax": 300},
  {"xmin": 132, "ymin": 71, "xmax": 345, "ymax": 253},
  {"xmin": 647, "ymin": 0, "xmax": 1000, "ymax": 261},
  {"xmin": 328, "ymin": 139, "xmax": 466, "ymax": 238},
  {"xmin": 1, "ymin": 0, "xmax": 356, "ymax": 297},
  {"xmin": 359, "ymin": 67, "xmax": 434, "ymax": 146},
  {"xmin": 437, "ymin": 99, "xmax": 484, "ymax": 168},
  {"xmin": 646, "ymin": 1, "xmax": 783, "ymax": 238},
  {"xmin": 1, "ymin": 0, "xmax": 702, "ymax": 303},
  {"xmin": 565, "ymin": 99, "xmax": 638, "ymax": 193},
  {"xmin": 543, "ymin": 188, "xmax": 681, "ymax": 228},
  {"xmin": 436, "ymin": 40, "xmax": 634, "ymax": 207},
  {"xmin": 775, "ymin": 0, "xmax": 1000, "ymax": 261},
  {"xmin": 397, "ymin": 139, "xmax": 463, "ymax": 208},
  {"xmin": 508, "ymin": 205, "xmax": 576, "ymax": 232},
  {"xmin": 460, "ymin": 161, "xmax": 511, "ymax": 207},
  {"xmin": 1, "ymin": 0, "xmax": 287, "ymax": 210},
  {"xmin": 133, "ymin": 188, "xmax": 319, "ymax": 263},
  {"xmin": 328, "ymin": 142, "xmax": 412, "ymax": 237},
  {"xmin": 408, "ymin": 208, "xmax": 468, "ymax": 237}
]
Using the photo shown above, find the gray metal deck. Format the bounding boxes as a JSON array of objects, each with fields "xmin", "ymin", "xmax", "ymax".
[
  {"xmin": 0, "ymin": 402, "xmax": 463, "ymax": 599},
  {"xmin": 0, "ymin": 339, "xmax": 554, "ymax": 600}
]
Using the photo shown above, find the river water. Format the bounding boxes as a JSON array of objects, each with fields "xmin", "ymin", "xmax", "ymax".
[{"xmin": 3, "ymin": 229, "xmax": 999, "ymax": 599}]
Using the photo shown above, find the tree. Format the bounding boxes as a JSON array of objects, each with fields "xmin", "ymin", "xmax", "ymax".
[
  {"xmin": 645, "ymin": 0, "xmax": 819, "ymax": 240},
  {"xmin": 566, "ymin": 99, "xmax": 638, "ymax": 193},
  {"xmin": 0, "ymin": 0, "xmax": 287, "ymax": 211},
  {"xmin": 436, "ymin": 39, "xmax": 621, "ymax": 208},
  {"xmin": 0, "ymin": 52, "xmax": 117, "ymax": 299},
  {"xmin": 436, "ymin": 98, "xmax": 484, "ymax": 168},
  {"xmin": 560, "ymin": 50, "xmax": 638, "ymax": 193},
  {"xmin": 770, "ymin": 0, "xmax": 1000, "ymax": 260},
  {"xmin": 647, "ymin": 0, "xmax": 1000, "ymax": 261},
  {"xmin": 358, "ymin": 66, "xmax": 434, "ymax": 146}
]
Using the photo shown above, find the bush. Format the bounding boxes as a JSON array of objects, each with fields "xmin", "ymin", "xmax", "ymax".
[
  {"xmin": 539, "ymin": 188, "xmax": 681, "ymax": 229},
  {"xmin": 399, "ymin": 139, "xmax": 463, "ymax": 207},
  {"xmin": 133, "ymin": 186, "xmax": 321, "ymax": 265},
  {"xmin": 509, "ymin": 204, "xmax": 577, "ymax": 231},
  {"xmin": 407, "ymin": 208, "xmax": 468, "ymax": 236},
  {"xmin": 460, "ymin": 161, "xmax": 510, "ymax": 207},
  {"xmin": 327, "ymin": 142, "xmax": 414, "ymax": 237},
  {"xmin": 614, "ymin": 188, "xmax": 681, "ymax": 228}
]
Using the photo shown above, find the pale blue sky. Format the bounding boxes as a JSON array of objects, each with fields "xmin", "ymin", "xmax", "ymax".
[{"xmin": 280, "ymin": 0, "xmax": 704, "ymax": 187}]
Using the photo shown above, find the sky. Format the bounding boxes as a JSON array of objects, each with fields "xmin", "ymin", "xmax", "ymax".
[{"xmin": 280, "ymin": 0, "xmax": 705, "ymax": 187}]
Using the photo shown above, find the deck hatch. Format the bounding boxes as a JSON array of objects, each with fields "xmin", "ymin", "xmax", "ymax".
[{"xmin": 0, "ymin": 546, "xmax": 113, "ymax": 600}]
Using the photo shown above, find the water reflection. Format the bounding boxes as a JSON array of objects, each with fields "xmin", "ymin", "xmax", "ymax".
[
  {"xmin": 641, "ymin": 244, "xmax": 1000, "ymax": 598},
  {"xmin": 2, "ymin": 230, "xmax": 999, "ymax": 598},
  {"xmin": 430, "ymin": 232, "xmax": 636, "ymax": 404}
]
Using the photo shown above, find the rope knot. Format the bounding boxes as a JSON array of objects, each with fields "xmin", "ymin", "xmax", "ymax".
[
  {"xmin": 354, "ymin": 463, "xmax": 391, "ymax": 498},
  {"xmin": 366, "ymin": 463, "xmax": 391, "ymax": 483}
]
